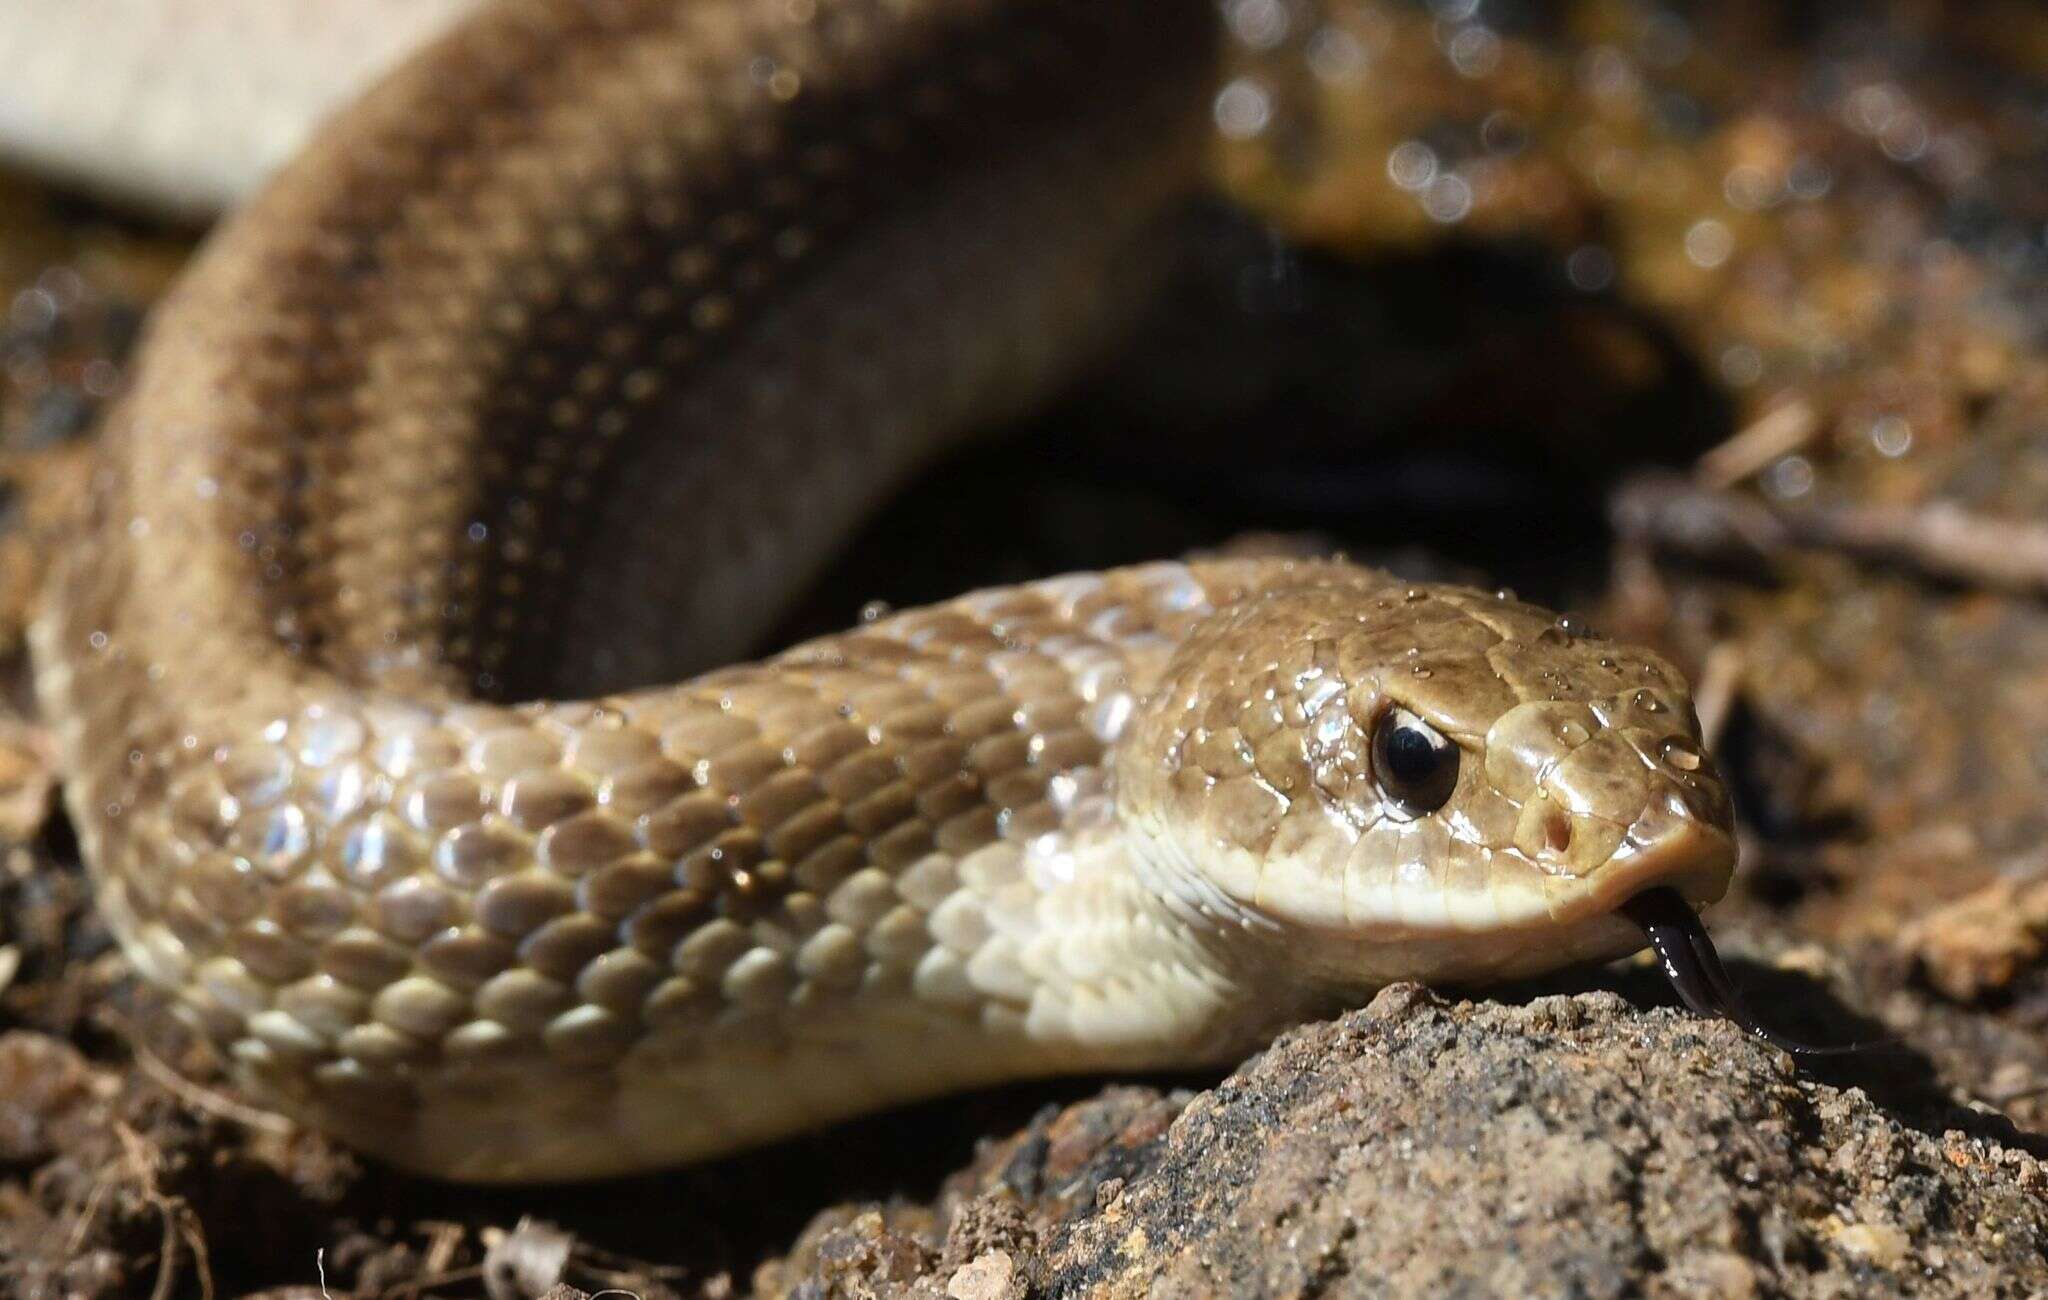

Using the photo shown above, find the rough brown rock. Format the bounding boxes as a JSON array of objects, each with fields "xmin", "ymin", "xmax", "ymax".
[
  {"xmin": 0, "ymin": 1029, "xmax": 99, "ymax": 1163},
  {"xmin": 758, "ymin": 986, "xmax": 2048, "ymax": 1299}
]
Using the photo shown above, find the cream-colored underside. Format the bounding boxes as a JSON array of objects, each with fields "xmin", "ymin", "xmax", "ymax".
[{"xmin": 0, "ymin": 0, "xmax": 480, "ymax": 215}]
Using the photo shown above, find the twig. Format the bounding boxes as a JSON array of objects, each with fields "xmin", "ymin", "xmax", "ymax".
[
  {"xmin": 1985, "ymin": 1079, "xmax": 2048, "ymax": 1106},
  {"xmin": 123, "ymin": 1026, "xmax": 297, "ymax": 1136},
  {"xmin": 65, "ymin": 1162, "xmax": 117, "ymax": 1257},
  {"xmin": 1610, "ymin": 472, "xmax": 2048, "ymax": 596},
  {"xmin": 376, "ymin": 1222, "xmax": 475, "ymax": 1299},
  {"xmin": 421, "ymin": 1220, "xmax": 467, "ymax": 1275},
  {"xmin": 110, "ymin": 1120, "xmax": 215, "ymax": 1300},
  {"xmin": 1691, "ymin": 642, "xmax": 1744, "ymax": 749},
  {"xmin": 1696, "ymin": 399, "xmax": 1819, "ymax": 488},
  {"xmin": 147, "ymin": 1191, "xmax": 180, "ymax": 1300},
  {"xmin": 1794, "ymin": 497, "xmax": 2048, "ymax": 592}
]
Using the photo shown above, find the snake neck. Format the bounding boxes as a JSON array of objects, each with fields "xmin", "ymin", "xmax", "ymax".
[{"xmin": 926, "ymin": 778, "xmax": 1302, "ymax": 1072}]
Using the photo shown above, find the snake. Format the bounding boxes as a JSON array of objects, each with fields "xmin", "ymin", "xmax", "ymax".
[{"xmin": 13, "ymin": 0, "xmax": 1807, "ymax": 1184}]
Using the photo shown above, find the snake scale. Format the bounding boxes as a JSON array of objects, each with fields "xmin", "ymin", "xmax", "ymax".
[{"xmin": 18, "ymin": 0, "xmax": 1751, "ymax": 1182}]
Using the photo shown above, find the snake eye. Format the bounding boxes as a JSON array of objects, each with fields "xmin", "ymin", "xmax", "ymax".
[{"xmin": 1372, "ymin": 707, "xmax": 1460, "ymax": 815}]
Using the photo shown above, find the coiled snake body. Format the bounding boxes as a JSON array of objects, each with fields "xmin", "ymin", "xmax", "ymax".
[{"xmin": 22, "ymin": 0, "xmax": 1740, "ymax": 1181}]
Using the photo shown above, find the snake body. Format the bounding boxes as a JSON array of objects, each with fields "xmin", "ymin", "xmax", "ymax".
[{"xmin": 24, "ymin": 0, "xmax": 1738, "ymax": 1182}]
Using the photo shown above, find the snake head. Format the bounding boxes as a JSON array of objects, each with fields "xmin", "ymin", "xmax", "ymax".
[{"xmin": 1117, "ymin": 563, "xmax": 1736, "ymax": 988}]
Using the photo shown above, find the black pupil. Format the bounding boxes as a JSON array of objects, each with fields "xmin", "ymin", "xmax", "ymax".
[
  {"xmin": 1375, "ymin": 717, "xmax": 1459, "ymax": 812},
  {"xmin": 1382, "ymin": 727, "xmax": 1441, "ymax": 783}
]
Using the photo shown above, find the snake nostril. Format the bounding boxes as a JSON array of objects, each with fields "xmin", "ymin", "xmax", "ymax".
[{"xmin": 1544, "ymin": 809, "xmax": 1572, "ymax": 855}]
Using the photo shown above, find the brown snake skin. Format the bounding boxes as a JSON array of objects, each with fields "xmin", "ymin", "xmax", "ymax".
[{"xmin": 28, "ymin": 0, "xmax": 1738, "ymax": 1181}]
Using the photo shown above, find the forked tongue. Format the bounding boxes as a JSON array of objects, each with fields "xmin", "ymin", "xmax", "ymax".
[{"xmin": 1620, "ymin": 887, "xmax": 1887, "ymax": 1057}]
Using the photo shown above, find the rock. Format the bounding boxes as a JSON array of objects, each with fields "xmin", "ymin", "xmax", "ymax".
[
  {"xmin": 483, "ymin": 1217, "xmax": 575, "ymax": 1300},
  {"xmin": 1898, "ymin": 876, "xmax": 2048, "ymax": 1000},
  {"xmin": 0, "ymin": 1030, "xmax": 100, "ymax": 1163},
  {"xmin": 944, "ymin": 1250, "xmax": 1022, "ymax": 1300},
  {"xmin": 758, "ymin": 986, "xmax": 2048, "ymax": 1298}
]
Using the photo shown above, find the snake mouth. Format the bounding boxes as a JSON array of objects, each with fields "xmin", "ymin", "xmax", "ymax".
[{"xmin": 1620, "ymin": 886, "xmax": 1882, "ymax": 1057}]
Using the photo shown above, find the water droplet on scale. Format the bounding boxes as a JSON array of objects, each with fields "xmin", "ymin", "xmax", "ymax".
[{"xmin": 1661, "ymin": 739, "xmax": 1702, "ymax": 771}]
